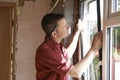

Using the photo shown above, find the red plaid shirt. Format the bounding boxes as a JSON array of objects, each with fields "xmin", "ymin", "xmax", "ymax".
[{"xmin": 35, "ymin": 37, "xmax": 72, "ymax": 80}]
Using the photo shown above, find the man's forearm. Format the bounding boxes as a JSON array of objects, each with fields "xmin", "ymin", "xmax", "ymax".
[
  {"xmin": 67, "ymin": 30, "xmax": 80, "ymax": 58},
  {"xmin": 67, "ymin": 49, "xmax": 95, "ymax": 78}
]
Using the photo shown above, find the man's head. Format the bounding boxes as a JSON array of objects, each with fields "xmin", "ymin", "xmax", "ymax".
[
  {"xmin": 41, "ymin": 13, "xmax": 70, "ymax": 41},
  {"xmin": 41, "ymin": 13, "xmax": 64, "ymax": 37}
]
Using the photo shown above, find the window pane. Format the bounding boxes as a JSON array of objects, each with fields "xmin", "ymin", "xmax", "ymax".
[
  {"xmin": 80, "ymin": 0, "xmax": 103, "ymax": 79},
  {"xmin": 108, "ymin": 26, "xmax": 120, "ymax": 80},
  {"xmin": 112, "ymin": 26, "xmax": 120, "ymax": 80},
  {"xmin": 112, "ymin": 0, "xmax": 120, "ymax": 12},
  {"xmin": 81, "ymin": 1, "xmax": 99, "ymax": 80},
  {"xmin": 89, "ymin": 2, "xmax": 98, "ymax": 80}
]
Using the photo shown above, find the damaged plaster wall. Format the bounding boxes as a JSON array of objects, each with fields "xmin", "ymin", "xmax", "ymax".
[
  {"xmin": 16, "ymin": 0, "xmax": 50, "ymax": 80},
  {"xmin": 0, "ymin": 0, "xmax": 73, "ymax": 80}
]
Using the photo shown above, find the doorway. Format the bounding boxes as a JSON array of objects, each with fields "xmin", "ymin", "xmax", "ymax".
[{"xmin": 0, "ymin": 2, "xmax": 16, "ymax": 80}]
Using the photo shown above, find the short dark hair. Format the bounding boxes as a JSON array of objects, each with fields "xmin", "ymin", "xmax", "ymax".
[{"xmin": 41, "ymin": 13, "xmax": 64, "ymax": 37}]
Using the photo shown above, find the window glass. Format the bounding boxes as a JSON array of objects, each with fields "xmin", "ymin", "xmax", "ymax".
[
  {"xmin": 110, "ymin": 26, "xmax": 120, "ymax": 80},
  {"xmin": 80, "ymin": 0, "xmax": 103, "ymax": 79},
  {"xmin": 112, "ymin": 0, "xmax": 120, "ymax": 12},
  {"xmin": 88, "ymin": 1, "xmax": 100, "ymax": 80},
  {"xmin": 81, "ymin": 1, "xmax": 100, "ymax": 80}
]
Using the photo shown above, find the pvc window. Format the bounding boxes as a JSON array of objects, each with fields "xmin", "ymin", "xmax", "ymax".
[{"xmin": 103, "ymin": 0, "xmax": 120, "ymax": 80}]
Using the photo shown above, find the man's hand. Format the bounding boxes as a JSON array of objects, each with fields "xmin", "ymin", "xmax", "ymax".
[
  {"xmin": 74, "ymin": 19, "xmax": 84, "ymax": 33},
  {"xmin": 77, "ymin": 19, "xmax": 83, "ymax": 32},
  {"xmin": 90, "ymin": 31, "xmax": 103, "ymax": 56}
]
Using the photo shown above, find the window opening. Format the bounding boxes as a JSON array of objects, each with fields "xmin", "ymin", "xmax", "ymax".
[
  {"xmin": 107, "ymin": 26, "xmax": 120, "ymax": 80},
  {"xmin": 79, "ymin": 0, "xmax": 103, "ymax": 80},
  {"xmin": 112, "ymin": 0, "xmax": 120, "ymax": 12}
]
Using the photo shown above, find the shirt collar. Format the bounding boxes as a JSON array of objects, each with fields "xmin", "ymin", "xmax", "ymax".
[{"xmin": 45, "ymin": 36, "xmax": 63, "ymax": 48}]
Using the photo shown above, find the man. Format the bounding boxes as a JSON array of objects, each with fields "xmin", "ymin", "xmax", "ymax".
[{"xmin": 35, "ymin": 13, "xmax": 102, "ymax": 80}]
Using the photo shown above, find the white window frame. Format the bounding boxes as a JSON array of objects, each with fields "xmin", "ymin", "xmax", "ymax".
[
  {"xmin": 109, "ymin": 0, "xmax": 120, "ymax": 18},
  {"xmin": 103, "ymin": 0, "xmax": 120, "ymax": 80},
  {"xmin": 104, "ymin": 0, "xmax": 120, "ymax": 26}
]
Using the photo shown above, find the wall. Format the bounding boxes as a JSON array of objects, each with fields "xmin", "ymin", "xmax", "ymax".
[
  {"xmin": 0, "ymin": 0, "xmax": 74, "ymax": 80},
  {"xmin": 16, "ymin": 0, "xmax": 50, "ymax": 80},
  {"xmin": 16, "ymin": 0, "xmax": 74, "ymax": 80}
]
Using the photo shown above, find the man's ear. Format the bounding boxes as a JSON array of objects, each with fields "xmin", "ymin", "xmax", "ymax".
[{"xmin": 51, "ymin": 31, "xmax": 57, "ymax": 38}]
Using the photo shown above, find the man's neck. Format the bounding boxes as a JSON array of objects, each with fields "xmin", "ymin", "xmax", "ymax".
[{"xmin": 53, "ymin": 37, "xmax": 62, "ymax": 44}]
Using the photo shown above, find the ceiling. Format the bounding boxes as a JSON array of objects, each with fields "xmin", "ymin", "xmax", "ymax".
[{"xmin": 0, "ymin": 0, "xmax": 35, "ymax": 6}]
